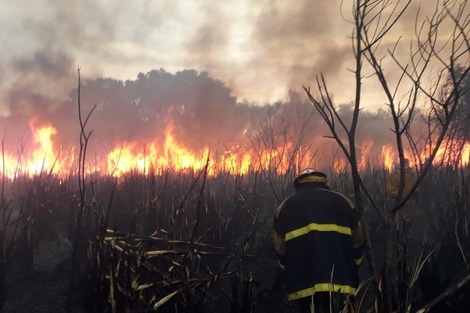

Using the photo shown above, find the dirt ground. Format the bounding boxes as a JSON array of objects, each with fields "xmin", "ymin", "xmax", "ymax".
[
  {"xmin": 1, "ymin": 237, "xmax": 292, "ymax": 313},
  {"xmin": 3, "ymin": 239, "xmax": 85, "ymax": 313}
]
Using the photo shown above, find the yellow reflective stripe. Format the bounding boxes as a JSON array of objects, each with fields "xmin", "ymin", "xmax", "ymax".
[
  {"xmin": 285, "ymin": 223, "xmax": 352, "ymax": 241},
  {"xmin": 287, "ymin": 283, "xmax": 356, "ymax": 300}
]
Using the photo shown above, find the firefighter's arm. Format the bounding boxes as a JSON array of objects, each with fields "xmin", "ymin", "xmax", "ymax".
[{"xmin": 351, "ymin": 221, "xmax": 364, "ymax": 266}]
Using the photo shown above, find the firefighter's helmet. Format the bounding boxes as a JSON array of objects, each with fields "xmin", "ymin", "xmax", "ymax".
[{"xmin": 293, "ymin": 168, "xmax": 327, "ymax": 189}]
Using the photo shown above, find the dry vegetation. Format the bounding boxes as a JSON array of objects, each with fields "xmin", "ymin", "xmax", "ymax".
[
  {"xmin": 0, "ymin": 1, "xmax": 468, "ymax": 312},
  {"xmin": 0, "ymin": 163, "xmax": 469, "ymax": 312}
]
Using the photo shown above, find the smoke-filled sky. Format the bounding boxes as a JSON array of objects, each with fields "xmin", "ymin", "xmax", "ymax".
[
  {"xmin": 1, "ymin": 0, "xmax": 447, "ymax": 116},
  {"xmin": 0, "ymin": 0, "xmax": 467, "ymax": 175}
]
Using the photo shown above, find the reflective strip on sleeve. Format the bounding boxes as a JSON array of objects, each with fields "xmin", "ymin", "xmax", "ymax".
[
  {"xmin": 285, "ymin": 223, "xmax": 352, "ymax": 241},
  {"xmin": 287, "ymin": 283, "xmax": 356, "ymax": 300}
]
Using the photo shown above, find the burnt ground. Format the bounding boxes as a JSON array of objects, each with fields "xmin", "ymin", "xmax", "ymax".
[
  {"xmin": 3, "ymin": 238, "xmax": 86, "ymax": 313},
  {"xmin": 1, "ymin": 236, "xmax": 294, "ymax": 313},
  {"xmin": 1, "ymin": 208, "xmax": 446, "ymax": 313},
  {"xmin": 3, "ymin": 230, "xmax": 468, "ymax": 313}
]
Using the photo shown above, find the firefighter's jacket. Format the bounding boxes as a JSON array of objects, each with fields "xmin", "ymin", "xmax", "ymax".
[
  {"xmin": 271, "ymin": 182, "xmax": 364, "ymax": 300},
  {"xmin": 383, "ymin": 169, "xmax": 417, "ymax": 220}
]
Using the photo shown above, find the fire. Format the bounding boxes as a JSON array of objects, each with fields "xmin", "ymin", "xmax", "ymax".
[
  {"xmin": 28, "ymin": 121, "xmax": 57, "ymax": 175},
  {"xmin": 380, "ymin": 144, "xmax": 415, "ymax": 171},
  {"xmin": 333, "ymin": 158, "xmax": 347, "ymax": 173},
  {"xmin": 429, "ymin": 140, "xmax": 470, "ymax": 168},
  {"xmin": 105, "ymin": 124, "xmax": 301, "ymax": 177},
  {"xmin": 462, "ymin": 144, "xmax": 470, "ymax": 166},
  {"xmin": 358, "ymin": 139, "xmax": 374, "ymax": 170},
  {"xmin": 1, "ymin": 119, "xmax": 69, "ymax": 178},
  {"xmin": 2, "ymin": 118, "xmax": 470, "ymax": 179},
  {"xmin": 381, "ymin": 144, "xmax": 395, "ymax": 171},
  {"xmin": 220, "ymin": 150, "xmax": 252, "ymax": 174},
  {"xmin": 381, "ymin": 139, "xmax": 470, "ymax": 172},
  {"xmin": 106, "ymin": 124, "xmax": 212, "ymax": 177}
]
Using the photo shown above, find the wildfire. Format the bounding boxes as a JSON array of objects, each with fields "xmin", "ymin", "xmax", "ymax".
[
  {"xmin": 105, "ymin": 125, "xmax": 300, "ymax": 177},
  {"xmin": 381, "ymin": 144, "xmax": 395, "ymax": 172},
  {"xmin": 28, "ymin": 121, "xmax": 57, "ymax": 174},
  {"xmin": 333, "ymin": 158, "xmax": 347, "ymax": 173},
  {"xmin": 2, "ymin": 119, "xmax": 470, "ymax": 179},
  {"xmin": 381, "ymin": 140, "xmax": 470, "ymax": 172},
  {"xmin": 1, "ymin": 119, "xmax": 72, "ymax": 178},
  {"xmin": 106, "ymin": 124, "xmax": 212, "ymax": 177},
  {"xmin": 358, "ymin": 139, "xmax": 374, "ymax": 171}
]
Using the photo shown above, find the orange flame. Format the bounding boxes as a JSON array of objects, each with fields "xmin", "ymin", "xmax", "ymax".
[
  {"xmin": 2, "ymin": 119, "xmax": 470, "ymax": 179},
  {"xmin": 381, "ymin": 144, "xmax": 395, "ymax": 171},
  {"xmin": 333, "ymin": 158, "xmax": 347, "ymax": 173},
  {"xmin": 1, "ymin": 119, "xmax": 67, "ymax": 178},
  {"xmin": 106, "ymin": 124, "xmax": 212, "ymax": 177},
  {"xmin": 358, "ymin": 139, "xmax": 374, "ymax": 171},
  {"xmin": 105, "ymin": 124, "xmax": 301, "ymax": 177},
  {"xmin": 28, "ymin": 121, "xmax": 57, "ymax": 175}
]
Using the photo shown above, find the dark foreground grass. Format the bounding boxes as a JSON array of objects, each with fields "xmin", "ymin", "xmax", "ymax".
[{"xmin": 0, "ymin": 167, "xmax": 469, "ymax": 312}]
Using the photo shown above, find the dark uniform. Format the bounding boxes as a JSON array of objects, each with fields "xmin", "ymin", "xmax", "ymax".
[{"xmin": 271, "ymin": 169, "xmax": 364, "ymax": 313}]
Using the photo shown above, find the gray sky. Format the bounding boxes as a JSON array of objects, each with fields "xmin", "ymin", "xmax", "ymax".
[
  {"xmin": 0, "ymin": 0, "xmax": 468, "ymax": 176},
  {"xmin": 0, "ymin": 0, "xmax": 465, "ymax": 116}
]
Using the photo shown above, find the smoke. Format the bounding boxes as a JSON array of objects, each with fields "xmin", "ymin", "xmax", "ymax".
[
  {"xmin": 0, "ymin": 1, "xmax": 421, "ymax": 110},
  {"xmin": 1, "ymin": 0, "xmax": 464, "ymax": 170}
]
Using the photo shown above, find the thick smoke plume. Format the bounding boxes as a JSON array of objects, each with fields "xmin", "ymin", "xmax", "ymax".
[
  {"xmin": 2, "ymin": 0, "xmax": 437, "ymax": 111},
  {"xmin": 3, "ymin": 0, "xmax": 458, "ymax": 170}
]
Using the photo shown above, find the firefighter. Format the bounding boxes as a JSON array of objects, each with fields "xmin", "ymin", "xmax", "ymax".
[
  {"xmin": 383, "ymin": 159, "xmax": 417, "ymax": 222},
  {"xmin": 271, "ymin": 169, "xmax": 364, "ymax": 313}
]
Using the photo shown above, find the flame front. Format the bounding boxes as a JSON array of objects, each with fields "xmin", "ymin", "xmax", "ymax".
[
  {"xmin": 105, "ymin": 124, "xmax": 301, "ymax": 177},
  {"xmin": 381, "ymin": 144, "xmax": 395, "ymax": 171},
  {"xmin": 2, "ymin": 119, "xmax": 470, "ymax": 179},
  {"xmin": 2, "ymin": 119, "xmax": 71, "ymax": 178},
  {"xmin": 107, "ymin": 124, "xmax": 212, "ymax": 177}
]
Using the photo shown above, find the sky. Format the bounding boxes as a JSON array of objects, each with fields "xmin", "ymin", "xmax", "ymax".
[{"xmin": 0, "ymin": 0, "xmax": 465, "ymax": 117}]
